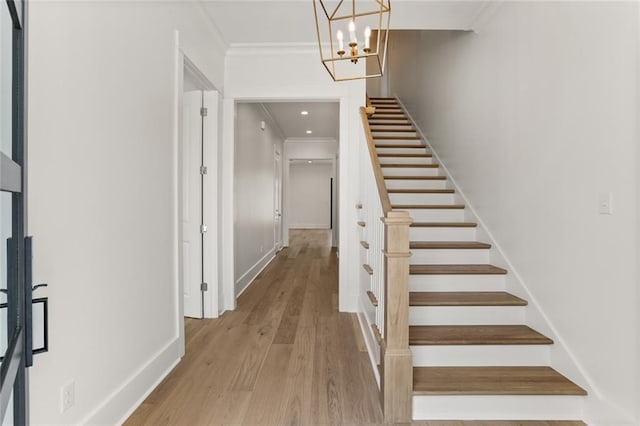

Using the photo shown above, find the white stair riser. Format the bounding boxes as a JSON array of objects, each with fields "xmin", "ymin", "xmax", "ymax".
[
  {"xmin": 405, "ymin": 208, "xmax": 465, "ymax": 222},
  {"xmin": 379, "ymin": 156, "xmax": 435, "ymax": 165},
  {"xmin": 371, "ymin": 115, "xmax": 408, "ymax": 120},
  {"xmin": 410, "ymin": 248, "xmax": 490, "ymax": 264},
  {"xmin": 383, "ymin": 168, "xmax": 441, "ymax": 177},
  {"xmin": 376, "ymin": 149, "xmax": 430, "ymax": 157},
  {"xmin": 411, "ymin": 345, "xmax": 550, "ymax": 367},
  {"xmin": 410, "ymin": 227, "xmax": 477, "ymax": 241},
  {"xmin": 371, "ymin": 131, "xmax": 418, "ymax": 137},
  {"xmin": 386, "ymin": 180, "xmax": 449, "ymax": 190},
  {"xmin": 390, "ymin": 193, "xmax": 454, "ymax": 204},
  {"xmin": 370, "ymin": 125, "xmax": 414, "ymax": 131},
  {"xmin": 374, "ymin": 139, "xmax": 424, "ymax": 145},
  {"xmin": 409, "ymin": 274, "xmax": 506, "ymax": 292},
  {"xmin": 412, "ymin": 395, "xmax": 583, "ymax": 420},
  {"xmin": 409, "ymin": 305, "xmax": 524, "ymax": 325}
]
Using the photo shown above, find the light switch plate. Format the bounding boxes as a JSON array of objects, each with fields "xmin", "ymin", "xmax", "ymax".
[{"xmin": 598, "ymin": 193, "xmax": 613, "ymax": 215}]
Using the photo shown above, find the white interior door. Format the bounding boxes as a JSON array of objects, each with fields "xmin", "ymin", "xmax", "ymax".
[
  {"xmin": 274, "ymin": 150, "xmax": 282, "ymax": 251},
  {"xmin": 182, "ymin": 90, "xmax": 203, "ymax": 318}
]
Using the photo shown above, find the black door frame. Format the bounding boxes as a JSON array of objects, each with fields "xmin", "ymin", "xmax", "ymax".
[{"xmin": 1, "ymin": 0, "xmax": 29, "ymax": 424}]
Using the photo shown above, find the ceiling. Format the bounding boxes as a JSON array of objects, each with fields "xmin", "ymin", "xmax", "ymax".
[
  {"xmin": 200, "ymin": 1, "xmax": 488, "ymax": 45},
  {"xmin": 263, "ymin": 101, "xmax": 339, "ymax": 140}
]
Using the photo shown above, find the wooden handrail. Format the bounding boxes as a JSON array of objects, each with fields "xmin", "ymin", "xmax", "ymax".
[{"xmin": 360, "ymin": 107, "xmax": 392, "ymax": 214}]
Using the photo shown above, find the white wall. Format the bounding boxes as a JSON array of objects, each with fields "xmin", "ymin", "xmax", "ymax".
[
  {"xmin": 234, "ymin": 103, "xmax": 283, "ymax": 296},
  {"xmin": 27, "ymin": 2, "xmax": 225, "ymax": 424},
  {"xmin": 222, "ymin": 45, "xmax": 365, "ymax": 312},
  {"xmin": 388, "ymin": 3, "xmax": 639, "ymax": 424},
  {"xmin": 283, "ymin": 139, "xmax": 339, "ymax": 246},
  {"xmin": 289, "ymin": 162, "xmax": 333, "ymax": 229}
]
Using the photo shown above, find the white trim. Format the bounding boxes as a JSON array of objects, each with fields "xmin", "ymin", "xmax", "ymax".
[
  {"xmin": 235, "ymin": 249, "xmax": 277, "ymax": 298},
  {"xmin": 289, "ymin": 225, "xmax": 331, "ymax": 229},
  {"xmin": 357, "ymin": 302, "xmax": 380, "ymax": 387},
  {"xmin": 82, "ymin": 339, "xmax": 181, "ymax": 425}
]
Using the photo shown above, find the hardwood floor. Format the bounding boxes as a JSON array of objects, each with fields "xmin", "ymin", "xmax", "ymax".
[
  {"xmin": 125, "ymin": 230, "xmax": 382, "ymax": 425},
  {"xmin": 125, "ymin": 230, "xmax": 585, "ymax": 426}
]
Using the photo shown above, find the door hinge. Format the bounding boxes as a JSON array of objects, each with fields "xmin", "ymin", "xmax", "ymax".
[
  {"xmin": 201, "ymin": 282, "xmax": 208, "ymax": 292},
  {"xmin": 200, "ymin": 107, "xmax": 208, "ymax": 117},
  {"xmin": 200, "ymin": 165, "xmax": 208, "ymax": 175},
  {"xmin": 200, "ymin": 224, "xmax": 208, "ymax": 233}
]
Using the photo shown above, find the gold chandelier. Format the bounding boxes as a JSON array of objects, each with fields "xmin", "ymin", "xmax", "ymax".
[{"xmin": 313, "ymin": 0, "xmax": 391, "ymax": 82}]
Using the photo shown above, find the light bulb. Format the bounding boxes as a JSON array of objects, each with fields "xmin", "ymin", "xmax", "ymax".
[
  {"xmin": 364, "ymin": 26, "xmax": 371, "ymax": 50},
  {"xmin": 348, "ymin": 20, "xmax": 357, "ymax": 44},
  {"xmin": 336, "ymin": 30, "xmax": 344, "ymax": 52}
]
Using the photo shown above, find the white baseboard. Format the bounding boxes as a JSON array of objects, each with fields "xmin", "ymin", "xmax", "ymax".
[
  {"xmin": 81, "ymin": 338, "xmax": 181, "ymax": 425},
  {"xmin": 357, "ymin": 299, "xmax": 380, "ymax": 387},
  {"xmin": 235, "ymin": 248, "xmax": 276, "ymax": 297}
]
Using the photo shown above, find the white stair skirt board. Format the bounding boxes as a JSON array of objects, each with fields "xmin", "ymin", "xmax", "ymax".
[
  {"xmin": 409, "ymin": 274, "xmax": 506, "ymax": 292},
  {"xmin": 411, "ymin": 345, "xmax": 550, "ymax": 367},
  {"xmin": 378, "ymin": 157, "xmax": 434, "ymax": 165},
  {"xmin": 402, "ymin": 208, "xmax": 465, "ymax": 222},
  {"xmin": 385, "ymin": 179, "xmax": 449, "ymax": 190},
  {"xmin": 409, "ymin": 305, "xmax": 524, "ymax": 325},
  {"xmin": 383, "ymin": 168, "xmax": 440, "ymax": 177},
  {"xmin": 389, "ymin": 193, "xmax": 455, "ymax": 204},
  {"xmin": 412, "ymin": 395, "xmax": 584, "ymax": 421},
  {"xmin": 376, "ymin": 147, "xmax": 428, "ymax": 155},
  {"xmin": 410, "ymin": 248, "xmax": 490, "ymax": 264},
  {"xmin": 410, "ymin": 226, "xmax": 477, "ymax": 241}
]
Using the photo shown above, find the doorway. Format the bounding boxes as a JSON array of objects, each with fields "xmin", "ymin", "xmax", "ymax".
[{"xmin": 180, "ymin": 59, "xmax": 219, "ymax": 320}]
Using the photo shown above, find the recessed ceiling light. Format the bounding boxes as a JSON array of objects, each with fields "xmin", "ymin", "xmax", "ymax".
[
  {"xmin": 306, "ymin": 130, "xmax": 313, "ymax": 134},
  {"xmin": 308, "ymin": 160, "xmax": 312, "ymax": 164},
  {"xmin": 301, "ymin": 111, "xmax": 309, "ymax": 116}
]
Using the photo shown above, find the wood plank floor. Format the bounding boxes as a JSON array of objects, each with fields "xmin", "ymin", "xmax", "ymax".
[{"xmin": 125, "ymin": 230, "xmax": 585, "ymax": 426}]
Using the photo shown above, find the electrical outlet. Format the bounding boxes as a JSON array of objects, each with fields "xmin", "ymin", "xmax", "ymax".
[{"xmin": 61, "ymin": 380, "xmax": 75, "ymax": 413}]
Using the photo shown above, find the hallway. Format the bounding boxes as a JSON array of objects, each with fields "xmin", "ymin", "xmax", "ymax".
[{"xmin": 125, "ymin": 230, "xmax": 384, "ymax": 425}]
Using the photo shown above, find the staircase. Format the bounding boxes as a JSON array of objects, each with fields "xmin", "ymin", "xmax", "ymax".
[{"xmin": 363, "ymin": 97, "xmax": 587, "ymax": 422}]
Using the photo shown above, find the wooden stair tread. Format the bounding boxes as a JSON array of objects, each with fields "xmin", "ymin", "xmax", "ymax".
[
  {"xmin": 410, "ymin": 241, "xmax": 490, "ymax": 249},
  {"xmin": 357, "ymin": 221, "xmax": 366, "ymax": 227},
  {"xmin": 378, "ymin": 153, "xmax": 432, "ymax": 157},
  {"xmin": 411, "ymin": 221, "xmax": 477, "ymax": 227},
  {"xmin": 375, "ymin": 144, "xmax": 427, "ymax": 149},
  {"xmin": 372, "ymin": 110, "xmax": 405, "ymax": 114},
  {"xmin": 366, "ymin": 290, "xmax": 378, "ymax": 307},
  {"xmin": 409, "ymin": 291, "xmax": 528, "ymax": 306},
  {"xmin": 413, "ymin": 366, "xmax": 586, "ymax": 395},
  {"xmin": 409, "ymin": 325, "xmax": 552, "ymax": 345},
  {"xmin": 368, "ymin": 120, "xmax": 411, "ymax": 124},
  {"xmin": 381, "ymin": 163, "xmax": 439, "ymax": 168},
  {"xmin": 360, "ymin": 240, "xmax": 369, "ymax": 249},
  {"xmin": 410, "ymin": 264, "xmax": 507, "ymax": 275},
  {"xmin": 385, "ymin": 176, "xmax": 447, "ymax": 180},
  {"xmin": 409, "ymin": 422, "xmax": 586, "ymax": 425},
  {"xmin": 392, "ymin": 204, "xmax": 465, "ymax": 210},
  {"xmin": 374, "ymin": 135, "xmax": 421, "ymax": 140},
  {"xmin": 362, "ymin": 264, "xmax": 373, "ymax": 275},
  {"xmin": 388, "ymin": 189, "xmax": 453, "ymax": 194}
]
